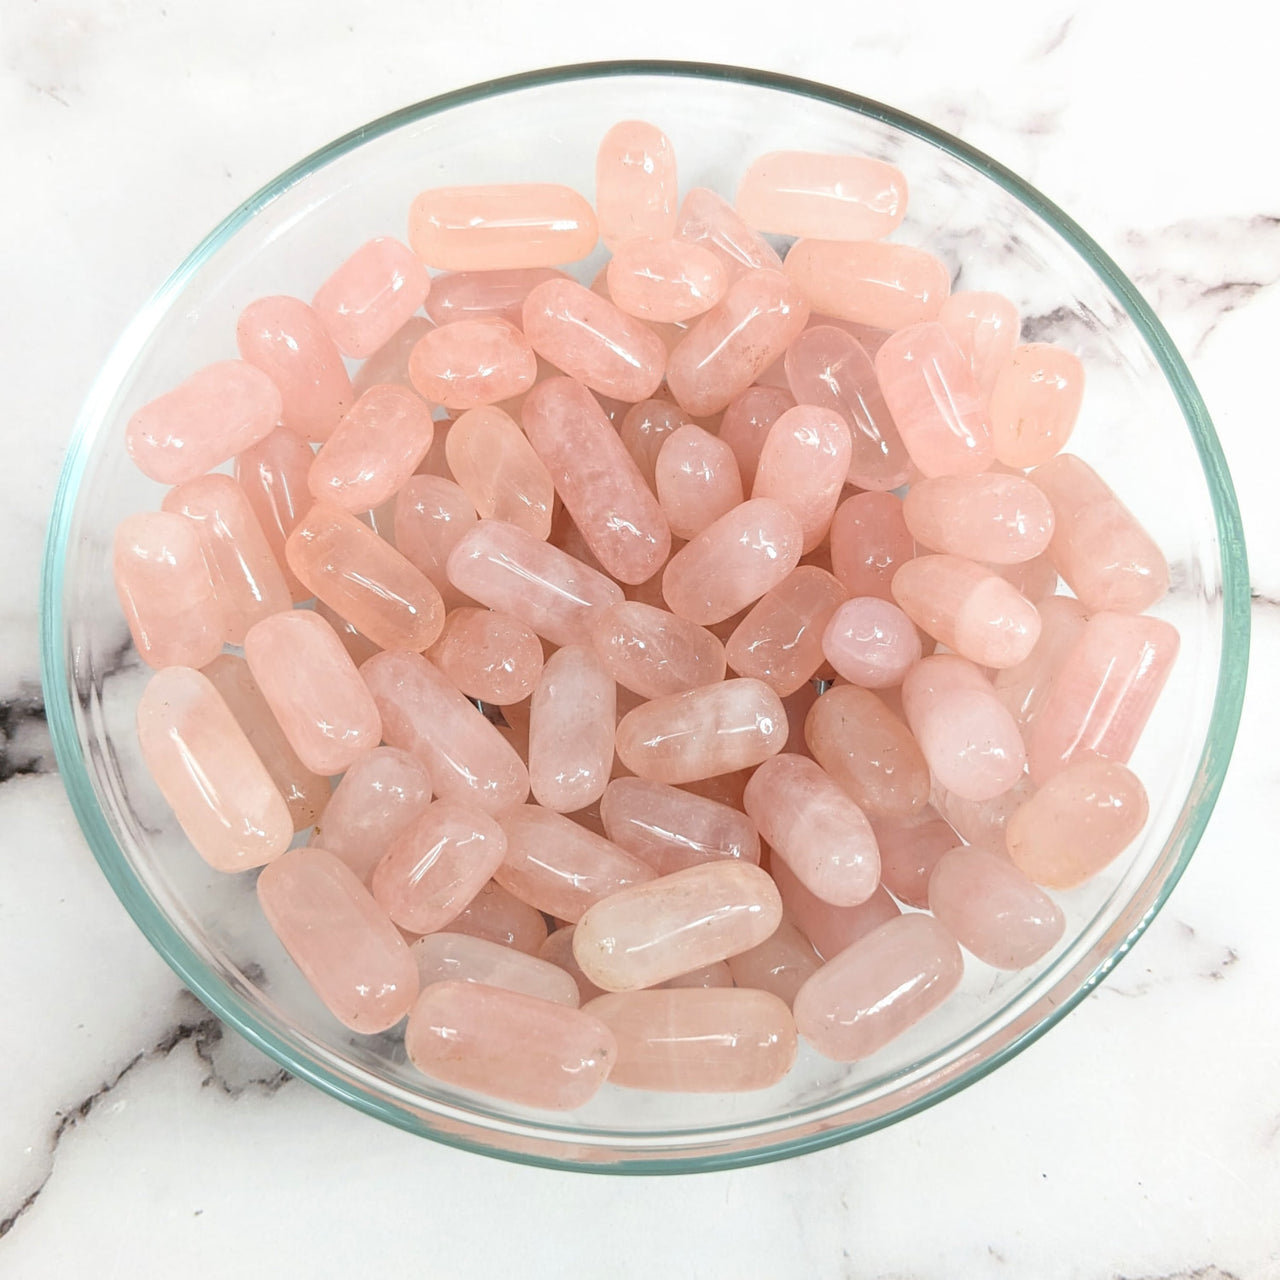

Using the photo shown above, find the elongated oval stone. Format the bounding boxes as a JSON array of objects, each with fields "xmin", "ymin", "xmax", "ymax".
[
  {"xmin": 991, "ymin": 594, "xmax": 1089, "ymax": 729},
  {"xmin": 618, "ymin": 398, "xmax": 694, "ymax": 491},
  {"xmin": 752, "ymin": 405, "xmax": 852, "ymax": 552},
  {"xmin": 654, "ymin": 425, "xmax": 744, "ymax": 540},
  {"xmin": 539, "ymin": 925, "xmax": 608, "ymax": 1003},
  {"xmin": 607, "ymin": 237, "xmax": 727, "ymax": 323},
  {"xmin": 675, "ymin": 186, "xmax": 783, "ymax": 277},
  {"xmin": 771, "ymin": 858, "xmax": 901, "ymax": 961},
  {"xmin": 407, "ymin": 317, "xmax": 536, "ymax": 411},
  {"xmin": 410, "ymin": 932, "xmax": 580, "ymax": 1007},
  {"xmin": 589, "ymin": 600, "xmax": 726, "ymax": 699},
  {"xmin": 872, "ymin": 808, "xmax": 961, "ymax": 909},
  {"xmin": 784, "ymin": 240, "xmax": 949, "ymax": 330},
  {"xmin": 990, "ymin": 343, "xmax": 1084, "ymax": 467},
  {"xmin": 450, "ymin": 879, "xmax": 548, "ymax": 954},
  {"xmin": 903, "ymin": 472, "xmax": 1055, "ymax": 564},
  {"xmin": 312, "ymin": 236, "xmax": 432, "ymax": 358},
  {"xmin": 932, "ymin": 774, "xmax": 1035, "ymax": 854},
  {"xmin": 821, "ymin": 596, "xmax": 921, "ymax": 689},
  {"xmin": 596, "ymin": 120, "xmax": 678, "ymax": 248},
  {"xmin": 528, "ymin": 645, "xmax": 615, "ymax": 813},
  {"xmin": 445, "ymin": 406, "xmax": 554, "ymax": 540},
  {"xmin": 717, "ymin": 385, "xmax": 795, "ymax": 491},
  {"xmin": 660, "ymin": 962, "xmax": 734, "ymax": 990},
  {"xmin": 938, "ymin": 291, "xmax": 1020, "ymax": 398},
  {"xmin": 424, "ymin": 267, "xmax": 569, "ymax": 327},
  {"xmin": 236, "ymin": 428, "xmax": 315, "ymax": 602},
  {"xmin": 429, "ymin": 607, "xmax": 543, "ymax": 705},
  {"xmin": 394, "ymin": 475, "xmax": 478, "ymax": 611},
  {"xmin": 829, "ymin": 492, "xmax": 914, "ymax": 601},
  {"xmin": 726, "ymin": 916, "xmax": 820, "ymax": 1007}
]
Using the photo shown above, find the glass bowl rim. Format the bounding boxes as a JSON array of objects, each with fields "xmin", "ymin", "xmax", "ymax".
[{"xmin": 39, "ymin": 59, "xmax": 1251, "ymax": 1175}]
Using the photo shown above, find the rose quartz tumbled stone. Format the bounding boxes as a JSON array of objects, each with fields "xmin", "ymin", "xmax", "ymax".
[
  {"xmin": 932, "ymin": 774, "xmax": 1035, "ymax": 854},
  {"xmin": 236, "ymin": 296, "xmax": 352, "ymax": 442},
  {"xmin": 424, "ymin": 267, "xmax": 569, "ymax": 328},
  {"xmin": 618, "ymin": 398, "xmax": 694, "ymax": 491},
  {"xmin": 717, "ymin": 385, "xmax": 795, "ymax": 491},
  {"xmin": 444, "ymin": 406, "xmax": 554, "ymax": 540},
  {"xmin": 540, "ymin": 926, "xmax": 608, "ymax": 1003},
  {"xmin": 726, "ymin": 916, "xmax": 820, "ymax": 1007},
  {"xmin": 661, "ymin": 962, "xmax": 734, "ymax": 990},
  {"xmin": 606, "ymin": 237, "xmax": 727, "ymax": 323},
  {"xmin": 451, "ymin": 880, "xmax": 548, "ymax": 954},
  {"xmin": 784, "ymin": 241, "xmax": 949, "ymax": 330},
  {"xmin": 126, "ymin": 360, "xmax": 282, "ymax": 485},
  {"xmin": 995, "ymin": 555, "xmax": 1060, "ymax": 603},
  {"xmin": 903, "ymin": 473, "xmax": 1055, "ymax": 565},
  {"xmin": 654, "ymin": 425, "xmax": 744, "ymax": 540},
  {"xmin": 312, "ymin": 236, "xmax": 431, "ymax": 358},
  {"xmin": 394, "ymin": 475, "xmax": 478, "ymax": 611},
  {"xmin": 589, "ymin": 600, "xmax": 725, "ymax": 700},
  {"xmin": 407, "ymin": 318, "xmax": 536, "ymax": 411},
  {"xmin": 992, "ymin": 594, "xmax": 1089, "ymax": 728},
  {"xmin": 528, "ymin": 645, "xmax": 615, "ymax": 813},
  {"xmin": 829, "ymin": 492, "xmax": 915, "ymax": 601},
  {"xmin": 352, "ymin": 316, "xmax": 435, "ymax": 396},
  {"xmin": 872, "ymin": 808, "xmax": 962, "ymax": 909},
  {"xmin": 771, "ymin": 859, "xmax": 901, "ymax": 961},
  {"xmin": 236, "ymin": 428, "xmax": 316, "ymax": 603},
  {"xmin": 314, "ymin": 601, "xmax": 381, "ymax": 667},
  {"xmin": 937, "ymin": 291, "xmax": 1021, "ymax": 399},
  {"xmin": 989, "ymin": 343, "xmax": 1084, "ymax": 467},
  {"xmin": 821, "ymin": 596, "xmax": 921, "ymax": 689},
  {"xmin": 410, "ymin": 932, "xmax": 580, "ymax": 1008},
  {"xmin": 429, "ymin": 607, "xmax": 543, "ymax": 705},
  {"xmin": 752, "ymin": 405, "xmax": 852, "ymax": 552},
  {"xmin": 408, "ymin": 184, "xmax": 598, "ymax": 270},
  {"xmin": 675, "ymin": 187, "xmax": 783, "ymax": 277},
  {"xmin": 596, "ymin": 121, "xmax": 678, "ymax": 248}
]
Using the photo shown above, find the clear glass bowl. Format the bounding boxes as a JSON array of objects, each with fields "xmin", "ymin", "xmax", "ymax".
[{"xmin": 40, "ymin": 62, "xmax": 1249, "ymax": 1173}]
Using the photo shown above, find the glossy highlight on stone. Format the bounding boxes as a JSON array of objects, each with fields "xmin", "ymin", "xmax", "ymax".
[
  {"xmin": 429, "ymin": 607, "xmax": 543, "ymax": 705},
  {"xmin": 989, "ymin": 343, "xmax": 1084, "ymax": 468},
  {"xmin": 596, "ymin": 121, "xmax": 678, "ymax": 249},
  {"xmin": 236, "ymin": 428, "xmax": 316, "ymax": 602},
  {"xmin": 394, "ymin": 475, "xmax": 478, "ymax": 611},
  {"xmin": 444, "ymin": 406, "xmax": 554, "ymax": 539},
  {"xmin": 821, "ymin": 596, "xmax": 921, "ymax": 689},
  {"xmin": 607, "ymin": 237, "xmax": 727, "ymax": 323},
  {"xmin": 717, "ymin": 385, "xmax": 795, "ymax": 491},
  {"xmin": 528, "ymin": 645, "xmax": 615, "ymax": 813},
  {"xmin": 312, "ymin": 236, "xmax": 432, "ymax": 358},
  {"xmin": 675, "ymin": 187, "xmax": 783, "ymax": 277},
  {"xmin": 407, "ymin": 317, "xmax": 536, "ymax": 411},
  {"xmin": 654, "ymin": 425, "xmax": 744, "ymax": 540},
  {"xmin": 752, "ymin": 405, "xmax": 852, "ymax": 551},
  {"xmin": 424, "ymin": 267, "xmax": 569, "ymax": 328},
  {"xmin": 618, "ymin": 398, "xmax": 694, "ymax": 491},
  {"xmin": 590, "ymin": 600, "xmax": 725, "ymax": 700},
  {"xmin": 410, "ymin": 932, "xmax": 580, "ymax": 1008},
  {"xmin": 784, "ymin": 240, "xmax": 949, "ymax": 330},
  {"xmin": 829, "ymin": 491, "xmax": 914, "ymax": 601},
  {"xmin": 903, "ymin": 472, "xmax": 1055, "ymax": 564}
]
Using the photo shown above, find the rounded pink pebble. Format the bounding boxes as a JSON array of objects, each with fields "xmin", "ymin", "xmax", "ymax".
[
  {"xmin": 667, "ymin": 269, "xmax": 810, "ymax": 417},
  {"xmin": 675, "ymin": 187, "xmax": 783, "ymax": 277},
  {"xmin": 539, "ymin": 926, "xmax": 608, "ymax": 1003},
  {"xmin": 236, "ymin": 296, "xmax": 352, "ymax": 442},
  {"xmin": 744, "ymin": 754, "xmax": 880, "ymax": 907},
  {"xmin": 528, "ymin": 645, "xmax": 615, "ymax": 814},
  {"xmin": 928, "ymin": 846, "xmax": 1064, "ymax": 969},
  {"xmin": 450, "ymin": 880, "xmax": 548, "ymax": 955},
  {"xmin": 992, "ymin": 594, "xmax": 1089, "ymax": 729},
  {"xmin": 829, "ymin": 492, "xmax": 915, "ymax": 601},
  {"xmin": 410, "ymin": 933, "xmax": 580, "ymax": 1008},
  {"xmin": 654, "ymin": 425, "xmax": 744, "ymax": 540},
  {"xmin": 573, "ymin": 861, "xmax": 782, "ymax": 992},
  {"xmin": 596, "ymin": 121, "xmax": 678, "ymax": 248},
  {"xmin": 937, "ymin": 291, "xmax": 1021, "ymax": 399},
  {"xmin": 821, "ymin": 596, "xmax": 921, "ymax": 689},
  {"xmin": 236, "ymin": 428, "xmax": 315, "ymax": 603},
  {"xmin": 126, "ymin": 360, "xmax": 282, "ymax": 485},
  {"xmin": 751, "ymin": 405, "xmax": 852, "ymax": 552},
  {"xmin": 371, "ymin": 800, "xmax": 508, "ymax": 934},
  {"xmin": 408, "ymin": 184, "xmax": 598, "ymax": 271},
  {"xmin": 989, "ymin": 343, "xmax": 1084, "ymax": 468},
  {"xmin": 768, "ymin": 858, "xmax": 902, "ymax": 961},
  {"xmin": 424, "ymin": 267, "xmax": 569, "ymax": 328},
  {"xmin": 113, "ymin": 512, "xmax": 223, "ymax": 670},
  {"xmin": 661, "ymin": 962, "xmax": 735, "ymax": 990},
  {"xmin": 606, "ymin": 237, "xmax": 727, "ymax": 323},
  {"xmin": 727, "ymin": 916, "xmax": 820, "ymax": 1007},
  {"xmin": 872, "ymin": 809, "xmax": 962, "ymax": 909},
  {"xmin": 308, "ymin": 384, "xmax": 435, "ymax": 513},
  {"xmin": 903, "ymin": 473, "xmax": 1055, "ymax": 565},
  {"xmin": 258, "ymin": 847, "xmax": 418, "ymax": 1033},
  {"xmin": 312, "ymin": 236, "xmax": 431, "ymax": 359},
  {"xmin": 352, "ymin": 316, "xmax": 435, "ymax": 396},
  {"xmin": 891, "ymin": 554, "xmax": 1041, "ymax": 669},
  {"xmin": 589, "ymin": 600, "xmax": 725, "ymax": 701},
  {"xmin": 600, "ymin": 777, "xmax": 760, "ymax": 875},
  {"xmin": 717, "ymin": 385, "xmax": 796, "ymax": 491},
  {"xmin": 407, "ymin": 317, "xmax": 536, "ymax": 411},
  {"xmin": 615, "ymin": 678, "xmax": 788, "ymax": 784},
  {"xmin": 585, "ymin": 988, "xmax": 796, "ymax": 1092},
  {"xmin": 394, "ymin": 475, "xmax": 478, "ymax": 611},
  {"xmin": 444, "ymin": 406, "xmax": 554, "ymax": 540},
  {"xmin": 429, "ymin": 607, "xmax": 543, "ymax": 705},
  {"xmin": 783, "ymin": 240, "xmax": 949, "ymax": 330},
  {"xmin": 495, "ymin": 804, "xmax": 656, "ymax": 923},
  {"xmin": 311, "ymin": 746, "xmax": 432, "ymax": 884},
  {"xmin": 619, "ymin": 398, "xmax": 694, "ymax": 491},
  {"xmin": 793, "ymin": 914, "xmax": 963, "ymax": 1061}
]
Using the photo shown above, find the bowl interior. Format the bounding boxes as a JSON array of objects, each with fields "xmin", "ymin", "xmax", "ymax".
[{"xmin": 42, "ymin": 63, "xmax": 1248, "ymax": 1172}]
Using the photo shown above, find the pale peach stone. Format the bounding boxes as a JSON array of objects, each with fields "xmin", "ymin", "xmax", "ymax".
[
  {"xmin": 589, "ymin": 600, "xmax": 726, "ymax": 699},
  {"xmin": 528, "ymin": 645, "xmax": 615, "ymax": 813},
  {"xmin": 126, "ymin": 360, "xmax": 282, "ymax": 485},
  {"xmin": 871, "ymin": 808, "xmax": 961, "ymax": 908},
  {"xmin": 407, "ymin": 317, "xmax": 536, "ymax": 411},
  {"xmin": 286, "ymin": 502, "xmax": 445, "ymax": 651},
  {"xmin": 394, "ymin": 475, "xmax": 478, "ymax": 611},
  {"xmin": 937, "ymin": 291, "xmax": 1020, "ymax": 399},
  {"xmin": 654, "ymin": 425, "xmax": 744, "ymax": 540},
  {"xmin": 596, "ymin": 121, "xmax": 678, "ymax": 248},
  {"xmin": 539, "ymin": 926, "xmax": 608, "ymax": 1003},
  {"xmin": 821, "ymin": 596, "xmax": 921, "ymax": 689},
  {"xmin": 619, "ymin": 398, "xmax": 695, "ymax": 491},
  {"xmin": 236, "ymin": 296, "xmax": 352, "ymax": 441},
  {"xmin": 137, "ymin": 666, "xmax": 292, "ymax": 873},
  {"xmin": 829, "ymin": 492, "xmax": 915, "ymax": 601},
  {"xmin": 606, "ymin": 237, "xmax": 727, "ymax": 325},
  {"xmin": 450, "ymin": 879, "xmax": 548, "ymax": 954},
  {"xmin": 408, "ymin": 184, "xmax": 598, "ymax": 270},
  {"xmin": 573, "ymin": 861, "xmax": 783, "ymax": 991},
  {"xmin": 585, "ymin": 988, "xmax": 796, "ymax": 1091},
  {"xmin": 903, "ymin": 473, "xmax": 1055, "ymax": 564},
  {"xmin": 424, "ymin": 267, "xmax": 570, "ymax": 327},
  {"xmin": 793, "ymin": 914, "xmax": 963, "ymax": 1061},
  {"xmin": 600, "ymin": 777, "xmax": 760, "ymax": 875},
  {"xmin": 314, "ymin": 600, "xmax": 382, "ymax": 667},
  {"xmin": 751, "ymin": 405, "xmax": 852, "ymax": 552},
  {"xmin": 992, "ymin": 595, "xmax": 1089, "ymax": 728},
  {"xmin": 726, "ymin": 915, "xmax": 820, "ymax": 1007},
  {"xmin": 429, "ymin": 607, "xmax": 543, "ymax": 705},
  {"xmin": 352, "ymin": 316, "xmax": 435, "ymax": 396},
  {"xmin": 989, "ymin": 343, "xmax": 1084, "ymax": 467},
  {"xmin": 771, "ymin": 858, "xmax": 900, "ymax": 961},
  {"xmin": 312, "ymin": 237, "xmax": 432, "ymax": 358},
  {"xmin": 716, "ymin": 385, "xmax": 795, "ymax": 491},
  {"xmin": 410, "ymin": 932, "xmax": 580, "ymax": 1007},
  {"xmin": 236, "ymin": 428, "xmax": 315, "ymax": 602},
  {"xmin": 784, "ymin": 240, "xmax": 949, "ymax": 329},
  {"xmin": 361, "ymin": 650, "xmax": 529, "ymax": 813},
  {"xmin": 444, "ymin": 406, "xmax": 554, "ymax": 540},
  {"xmin": 162, "ymin": 474, "xmax": 291, "ymax": 646},
  {"xmin": 675, "ymin": 186, "xmax": 783, "ymax": 278},
  {"xmin": 495, "ymin": 804, "xmax": 656, "ymax": 922}
]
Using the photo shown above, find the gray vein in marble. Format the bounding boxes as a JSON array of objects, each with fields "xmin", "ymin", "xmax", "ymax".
[
  {"xmin": 1114, "ymin": 1269, "xmax": 1241, "ymax": 1280},
  {"xmin": 1097, "ymin": 919, "xmax": 1240, "ymax": 1001},
  {"xmin": 0, "ymin": 687, "xmax": 52, "ymax": 784}
]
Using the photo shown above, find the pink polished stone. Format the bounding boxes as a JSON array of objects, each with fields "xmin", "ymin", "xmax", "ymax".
[
  {"xmin": 784, "ymin": 240, "xmax": 949, "ymax": 330},
  {"xmin": 495, "ymin": 804, "xmax": 656, "ymax": 922},
  {"xmin": 595, "ymin": 120, "xmax": 678, "ymax": 248},
  {"xmin": 874, "ymin": 322, "xmax": 994, "ymax": 478},
  {"xmin": 406, "ymin": 980, "xmax": 615, "ymax": 1110},
  {"xmin": 573, "ymin": 861, "xmax": 783, "ymax": 992},
  {"xmin": 804, "ymin": 684, "xmax": 930, "ymax": 818},
  {"xmin": 361, "ymin": 650, "xmax": 529, "ymax": 813},
  {"xmin": 371, "ymin": 800, "xmax": 508, "ymax": 934},
  {"xmin": 314, "ymin": 600, "xmax": 382, "ymax": 667},
  {"xmin": 892, "ymin": 554, "xmax": 1041, "ymax": 669},
  {"xmin": 236, "ymin": 428, "xmax": 315, "ymax": 603},
  {"xmin": 444, "ymin": 407, "xmax": 554, "ymax": 540},
  {"xmin": 394, "ymin": 475, "xmax": 478, "ymax": 611},
  {"xmin": 113, "ymin": 512, "xmax": 223, "ymax": 670},
  {"xmin": 679, "ymin": 769, "xmax": 753, "ymax": 811},
  {"xmin": 667, "ymin": 269, "xmax": 810, "ymax": 417},
  {"xmin": 406, "ymin": 317, "xmax": 536, "ymax": 411},
  {"xmin": 903, "ymin": 473, "xmax": 1055, "ymax": 564},
  {"xmin": 137, "ymin": 667, "xmax": 292, "ymax": 873},
  {"xmin": 408, "ymin": 184, "xmax": 598, "ymax": 270},
  {"xmin": 521, "ymin": 279, "xmax": 666, "ymax": 402},
  {"xmin": 615, "ymin": 678, "xmax": 788, "ymax": 784},
  {"xmin": 586, "ymin": 988, "xmax": 796, "ymax": 1092},
  {"xmin": 286, "ymin": 503, "xmax": 445, "ymax": 652},
  {"xmin": 236, "ymin": 296, "xmax": 352, "ymax": 442},
  {"xmin": 311, "ymin": 746, "xmax": 432, "ymax": 883},
  {"xmin": 990, "ymin": 343, "xmax": 1085, "ymax": 467},
  {"xmin": 902, "ymin": 655, "xmax": 1026, "ymax": 802},
  {"xmin": 992, "ymin": 594, "xmax": 1089, "ymax": 728},
  {"xmin": 589, "ymin": 600, "xmax": 726, "ymax": 699},
  {"xmin": 1031, "ymin": 454, "xmax": 1170, "ymax": 614},
  {"xmin": 783, "ymin": 326, "xmax": 911, "ymax": 492},
  {"xmin": 352, "ymin": 316, "xmax": 435, "ymax": 396},
  {"xmin": 929, "ymin": 846, "xmax": 1064, "ymax": 969},
  {"xmin": 528, "ymin": 645, "xmax": 615, "ymax": 813},
  {"xmin": 619, "ymin": 398, "xmax": 695, "ymax": 491},
  {"xmin": 203, "ymin": 654, "xmax": 327, "ymax": 832},
  {"xmin": 829, "ymin": 492, "xmax": 915, "ymax": 601},
  {"xmin": 932, "ymin": 774, "xmax": 1034, "ymax": 853},
  {"xmin": 675, "ymin": 187, "xmax": 783, "ymax": 278},
  {"xmin": 162, "ymin": 474, "xmax": 291, "ymax": 646},
  {"xmin": 540, "ymin": 926, "xmax": 608, "ymax": 1003},
  {"xmin": 126, "ymin": 360, "xmax": 282, "ymax": 485},
  {"xmin": 744, "ymin": 754, "xmax": 879, "ymax": 907},
  {"xmin": 606, "ymin": 237, "xmax": 727, "ymax": 323},
  {"xmin": 994, "ymin": 554, "xmax": 1060, "ymax": 603},
  {"xmin": 429, "ymin": 607, "xmax": 543, "ymax": 705},
  {"xmin": 258, "ymin": 847, "xmax": 418, "ymax": 1033},
  {"xmin": 424, "ymin": 267, "xmax": 569, "ymax": 328},
  {"xmin": 308, "ymin": 384, "xmax": 434, "ymax": 513},
  {"xmin": 1025, "ymin": 611, "xmax": 1179, "ymax": 784},
  {"xmin": 661, "ymin": 962, "xmax": 734, "ymax": 990},
  {"xmin": 447, "ymin": 519, "xmax": 624, "ymax": 647},
  {"xmin": 726, "ymin": 916, "xmax": 820, "ymax": 1007},
  {"xmin": 752, "ymin": 406, "xmax": 853, "ymax": 552},
  {"xmin": 872, "ymin": 808, "xmax": 962, "ymax": 909},
  {"xmin": 600, "ymin": 777, "xmax": 760, "ymax": 876},
  {"xmin": 654, "ymin": 425, "xmax": 744, "ymax": 540},
  {"xmin": 662, "ymin": 499, "xmax": 804, "ymax": 625},
  {"xmin": 410, "ymin": 932, "xmax": 580, "ymax": 1007},
  {"xmin": 793, "ymin": 914, "xmax": 963, "ymax": 1061},
  {"xmin": 717, "ymin": 385, "xmax": 795, "ymax": 491},
  {"xmin": 521, "ymin": 377, "xmax": 671, "ymax": 585},
  {"xmin": 451, "ymin": 879, "xmax": 548, "ymax": 954},
  {"xmin": 821, "ymin": 596, "xmax": 921, "ymax": 689},
  {"xmin": 771, "ymin": 858, "xmax": 901, "ymax": 961},
  {"xmin": 312, "ymin": 237, "xmax": 431, "ymax": 358},
  {"xmin": 724, "ymin": 566, "xmax": 847, "ymax": 696},
  {"xmin": 938, "ymin": 291, "xmax": 1021, "ymax": 399}
]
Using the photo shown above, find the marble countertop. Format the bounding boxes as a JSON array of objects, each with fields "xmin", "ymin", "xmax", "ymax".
[{"xmin": 3, "ymin": 1, "xmax": 1277, "ymax": 1275}]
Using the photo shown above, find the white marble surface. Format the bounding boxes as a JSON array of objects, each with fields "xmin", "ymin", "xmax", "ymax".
[{"xmin": 3, "ymin": 0, "xmax": 1278, "ymax": 1275}]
